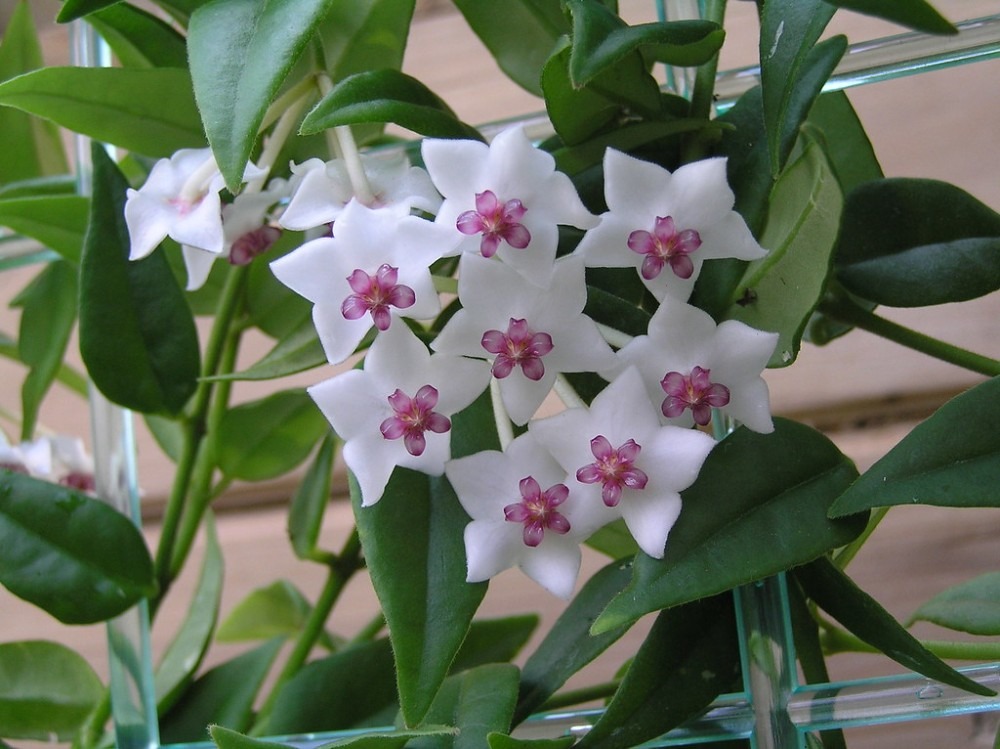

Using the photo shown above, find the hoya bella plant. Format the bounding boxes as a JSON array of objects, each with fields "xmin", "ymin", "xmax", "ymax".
[{"xmin": 1, "ymin": 0, "xmax": 999, "ymax": 748}]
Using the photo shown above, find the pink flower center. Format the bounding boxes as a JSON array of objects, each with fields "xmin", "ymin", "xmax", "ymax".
[
  {"xmin": 627, "ymin": 216, "xmax": 702, "ymax": 280},
  {"xmin": 167, "ymin": 195, "xmax": 203, "ymax": 217},
  {"xmin": 481, "ymin": 318, "xmax": 553, "ymax": 381},
  {"xmin": 229, "ymin": 225, "xmax": 282, "ymax": 266},
  {"xmin": 379, "ymin": 384, "xmax": 451, "ymax": 457},
  {"xmin": 60, "ymin": 472, "xmax": 96, "ymax": 493},
  {"xmin": 0, "ymin": 462, "xmax": 28, "ymax": 475},
  {"xmin": 456, "ymin": 189, "xmax": 531, "ymax": 258},
  {"xmin": 660, "ymin": 366, "xmax": 730, "ymax": 426},
  {"xmin": 504, "ymin": 476, "xmax": 571, "ymax": 547},
  {"xmin": 341, "ymin": 264, "xmax": 416, "ymax": 331},
  {"xmin": 576, "ymin": 435, "xmax": 649, "ymax": 507}
]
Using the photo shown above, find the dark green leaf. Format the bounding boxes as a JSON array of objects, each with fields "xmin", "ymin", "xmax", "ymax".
[
  {"xmin": 216, "ymin": 580, "xmax": 335, "ymax": 649},
  {"xmin": 909, "ymin": 572, "xmax": 1000, "ymax": 636},
  {"xmin": 804, "ymin": 91, "xmax": 883, "ymax": 195},
  {"xmin": 830, "ymin": 377, "xmax": 1000, "ymax": 516},
  {"xmin": 759, "ymin": 0, "xmax": 836, "ymax": 175},
  {"xmin": 795, "ymin": 557, "xmax": 993, "ymax": 696},
  {"xmin": 188, "ymin": 0, "xmax": 335, "ymax": 191},
  {"xmin": 319, "ymin": 0, "xmax": 416, "ymax": 82},
  {"xmin": 594, "ymin": 419, "xmax": 865, "ymax": 633},
  {"xmin": 0, "ymin": 67, "xmax": 204, "ymax": 157},
  {"xmin": 288, "ymin": 432, "xmax": 337, "ymax": 560},
  {"xmin": 541, "ymin": 41, "xmax": 623, "ymax": 147},
  {"xmin": 319, "ymin": 727, "xmax": 460, "ymax": 749},
  {"xmin": 354, "ymin": 468, "xmax": 487, "ymax": 726},
  {"xmin": 714, "ymin": 86, "xmax": 771, "ymax": 238},
  {"xmin": 0, "ymin": 2, "xmax": 69, "ymax": 183},
  {"xmin": 0, "ymin": 195, "xmax": 89, "ymax": 262},
  {"xmin": 0, "ymin": 175, "xmax": 77, "ymax": 199},
  {"xmin": 300, "ymin": 70, "xmax": 483, "ymax": 141},
  {"xmin": 160, "ymin": 638, "xmax": 284, "ymax": 742},
  {"xmin": 834, "ymin": 178, "xmax": 1000, "ymax": 307},
  {"xmin": 725, "ymin": 140, "xmax": 842, "ymax": 367},
  {"xmin": 79, "ymin": 144, "xmax": 200, "ymax": 415},
  {"xmin": 151, "ymin": 0, "xmax": 209, "ymax": 25},
  {"xmin": 246, "ymin": 238, "xmax": 313, "ymax": 339},
  {"xmin": 577, "ymin": 595, "xmax": 741, "ymax": 749},
  {"xmin": 16, "ymin": 260, "xmax": 77, "ymax": 439},
  {"xmin": 155, "ymin": 512, "xmax": 224, "ymax": 712},
  {"xmin": 585, "ymin": 518, "xmax": 640, "ymax": 559},
  {"xmin": 88, "ymin": 4, "xmax": 188, "ymax": 69},
  {"xmin": 216, "ymin": 317, "xmax": 326, "ymax": 381},
  {"xmin": 451, "ymin": 615, "xmax": 539, "ymax": 674},
  {"xmin": 216, "ymin": 390, "xmax": 328, "ymax": 481},
  {"xmin": 823, "ymin": 0, "xmax": 957, "ymax": 35},
  {"xmin": 0, "ymin": 640, "xmax": 103, "ymax": 741},
  {"xmin": 488, "ymin": 735, "xmax": 574, "ymax": 749},
  {"xmin": 260, "ymin": 639, "xmax": 398, "ymax": 734},
  {"xmin": 0, "ymin": 471, "xmax": 156, "ymax": 623},
  {"xmin": 57, "ymin": 0, "xmax": 121, "ymax": 22},
  {"xmin": 451, "ymin": 0, "xmax": 567, "ymax": 95},
  {"xmin": 516, "ymin": 559, "xmax": 634, "ymax": 722}
]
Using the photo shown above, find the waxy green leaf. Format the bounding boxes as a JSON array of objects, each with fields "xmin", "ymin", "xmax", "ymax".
[
  {"xmin": 301, "ymin": 70, "xmax": 483, "ymax": 141},
  {"xmin": 0, "ymin": 67, "xmax": 204, "ymax": 157},
  {"xmin": 835, "ymin": 178, "xmax": 1000, "ymax": 307},
  {"xmin": 318, "ymin": 0, "xmax": 416, "ymax": 82},
  {"xmin": 909, "ymin": 572, "xmax": 1000, "ymax": 636},
  {"xmin": 79, "ymin": 145, "xmax": 200, "ymax": 415},
  {"xmin": 577, "ymin": 595, "xmax": 741, "ymax": 749},
  {"xmin": 219, "ymin": 318, "xmax": 326, "ymax": 382},
  {"xmin": 450, "ymin": 616, "xmax": 539, "ymax": 674},
  {"xmin": 823, "ymin": 0, "xmax": 957, "ymax": 35},
  {"xmin": 725, "ymin": 140, "xmax": 843, "ymax": 367},
  {"xmin": 488, "ymin": 736, "xmax": 574, "ymax": 749},
  {"xmin": 416, "ymin": 664, "xmax": 520, "ymax": 749},
  {"xmin": 87, "ymin": 4, "xmax": 188, "ymax": 69},
  {"xmin": 595, "ymin": 419, "xmax": 865, "ymax": 633},
  {"xmin": 57, "ymin": 0, "xmax": 121, "ymax": 22},
  {"xmin": 829, "ymin": 377, "xmax": 1000, "ymax": 516},
  {"xmin": 0, "ymin": 640, "xmax": 103, "ymax": 740},
  {"xmin": 0, "ymin": 471, "xmax": 155, "ymax": 623},
  {"xmin": 288, "ymin": 433, "xmax": 337, "ymax": 561},
  {"xmin": 188, "ymin": 0, "xmax": 335, "ymax": 191},
  {"xmin": 217, "ymin": 580, "xmax": 335, "ymax": 649},
  {"xmin": 795, "ymin": 557, "xmax": 993, "ymax": 696},
  {"xmin": 0, "ymin": 195, "xmax": 89, "ymax": 263}
]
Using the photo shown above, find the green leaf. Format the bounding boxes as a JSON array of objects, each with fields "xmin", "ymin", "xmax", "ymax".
[
  {"xmin": 0, "ymin": 1, "xmax": 69, "ymax": 183},
  {"xmin": 87, "ymin": 4, "xmax": 188, "ymax": 69},
  {"xmin": 78, "ymin": 144, "xmax": 200, "ymax": 415},
  {"xmin": 909, "ymin": 572, "xmax": 1000, "ymax": 636},
  {"xmin": 217, "ymin": 580, "xmax": 334, "ymax": 649},
  {"xmin": 354, "ymin": 469, "xmax": 487, "ymax": 727},
  {"xmin": 155, "ymin": 512, "xmax": 224, "ymax": 712},
  {"xmin": 541, "ymin": 41, "xmax": 624, "ymax": 147},
  {"xmin": 246, "ymin": 240, "xmax": 313, "ymax": 339},
  {"xmin": 211, "ymin": 726, "xmax": 293, "ymax": 749},
  {"xmin": 260, "ymin": 639, "xmax": 399, "ymax": 734},
  {"xmin": 216, "ymin": 390, "xmax": 329, "ymax": 481},
  {"xmin": 714, "ymin": 86, "xmax": 771, "ymax": 238},
  {"xmin": 488, "ymin": 735, "xmax": 575, "ymax": 749},
  {"xmin": 834, "ymin": 178, "xmax": 1000, "ymax": 307},
  {"xmin": 318, "ymin": 0, "xmax": 416, "ymax": 83},
  {"xmin": 144, "ymin": 412, "xmax": 184, "ymax": 463},
  {"xmin": 0, "ymin": 67, "xmax": 204, "ymax": 157},
  {"xmin": 160, "ymin": 638, "xmax": 284, "ymax": 742},
  {"xmin": 577, "ymin": 595, "xmax": 741, "ymax": 749},
  {"xmin": 823, "ymin": 0, "xmax": 957, "ymax": 35},
  {"xmin": 0, "ymin": 195, "xmax": 89, "ymax": 262},
  {"xmin": 0, "ymin": 471, "xmax": 156, "ymax": 624},
  {"xmin": 451, "ymin": 0, "xmax": 567, "ymax": 96},
  {"xmin": 300, "ymin": 70, "xmax": 483, "ymax": 141},
  {"xmin": 288, "ymin": 432, "xmax": 337, "ymax": 560},
  {"xmin": 321, "ymin": 728, "xmax": 461, "ymax": 749},
  {"xmin": 0, "ymin": 329, "xmax": 88, "ymax": 399},
  {"xmin": 0, "ymin": 640, "xmax": 103, "ymax": 741},
  {"xmin": 515, "ymin": 559, "xmax": 634, "ymax": 722},
  {"xmin": 805, "ymin": 91, "xmax": 883, "ymax": 195},
  {"xmin": 759, "ymin": 0, "xmax": 837, "ymax": 175},
  {"xmin": 795, "ymin": 557, "xmax": 993, "ymax": 696},
  {"xmin": 57, "ymin": 0, "xmax": 122, "ymax": 22},
  {"xmin": 725, "ymin": 140, "xmax": 843, "ymax": 367},
  {"xmin": 594, "ymin": 419, "xmax": 865, "ymax": 633},
  {"xmin": 566, "ymin": 1, "xmax": 723, "ymax": 87},
  {"xmin": 15, "ymin": 259, "xmax": 78, "ymax": 439},
  {"xmin": 188, "ymin": 0, "xmax": 335, "ymax": 191},
  {"xmin": 829, "ymin": 377, "xmax": 1000, "ymax": 516},
  {"xmin": 216, "ymin": 318, "xmax": 326, "ymax": 381},
  {"xmin": 585, "ymin": 518, "xmax": 640, "ymax": 559},
  {"xmin": 451, "ymin": 615, "xmax": 539, "ymax": 675}
]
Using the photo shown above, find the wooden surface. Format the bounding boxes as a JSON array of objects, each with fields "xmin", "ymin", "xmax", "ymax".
[{"xmin": 2, "ymin": 2, "xmax": 1000, "ymax": 747}]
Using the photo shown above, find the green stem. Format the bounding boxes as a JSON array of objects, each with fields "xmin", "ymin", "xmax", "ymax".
[
  {"xmin": 539, "ymin": 680, "xmax": 620, "ymax": 712},
  {"xmin": 74, "ymin": 688, "xmax": 110, "ymax": 749},
  {"xmin": 680, "ymin": 0, "xmax": 727, "ymax": 163},
  {"xmin": 833, "ymin": 506, "xmax": 890, "ymax": 569},
  {"xmin": 819, "ymin": 296, "xmax": 1000, "ymax": 378},
  {"xmin": 351, "ymin": 611, "xmax": 386, "ymax": 643},
  {"xmin": 823, "ymin": 624, "xmax": 1000, "ymax": 662},
  {"xmin": 252, "ymin": 530, "xmax": 364, "ymax": 733}
]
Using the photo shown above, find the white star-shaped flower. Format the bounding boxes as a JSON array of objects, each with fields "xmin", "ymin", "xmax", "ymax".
[
  {"xmin": 615, "ymin": 297, "xmax": 778, "ymax": 434},
  {"xmin": 309, "ymin": 323, "xmax": 491, "ymax": 507},
  {"xmin": 271, "ymin": 200, "xmax": 457, "ymax": 365},
  {"xmin": 432, "ymin": 254, "xmax": 617, "ymax": 426},
  {"xmin": 422, "ymin": 126, "xmax": 597, "ymax": 285},
  {"xmin": 530, "ymin": 367, "xmax": 716, "ymax": 558},
  {"xmin": 575, "ymin": 149, "xmax": 766, "ymax": 302}
]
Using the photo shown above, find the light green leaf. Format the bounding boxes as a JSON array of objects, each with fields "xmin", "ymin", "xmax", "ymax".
[
  {"xmin": 413, "ymin": 664, "xmax": 520, "ymax": 749},
  {"xmin": 216, "ymin": 580, "xmax": 334, "ymax": 647},
  {"xmin": 87, "ymin": 4, "xmax": 188, "ymax": 69},
  {"xmin": 288, "ymin": 433, "xmax": 337, "ymax": 560},
  {"xmin": 488, "ymin": 735, "xmax": 575, "ymax": 749},
  {"xmin": 216, "ymin": 390, "xmax": 329, "ymax": 482},
  {"xmin": 188, "ymin": 0, "xmax": 335, "ymax": 191},
  {"xmin": 450, "ymin": 615, "xmax": 539, "ymax": 675},
  {"xmin": 823, "ymin": 0, "xmax": 957, "ymax": 35},
  {"xmin": 246, "ymin": 240, "xmax": 313, "ymax": 339},
  {"xmin": 78, "ymin": 144, "xmax": 200, "ymax": 415},
  {"xmin": 594, "ymin": 419, "xmax": 865, "ymax": 633},
  {"xmin": 0, "ymin": 471, "xmax": 156, "ymax": 624},
  {"xmin": 909, "ymin": 572, "xmax": 1000, "ymax": 636},
  {"xmin": 0, "ymin": 640, "xmax": 103, "ymax": 741},
  {"xmin": 0, "ymin": 67, "xmax": 204, "ymax": 157},
  {"xmin": 57, "ymin": 0, "xmax": 121, "ymax": 22},
  {"xmin": 829, "ymin": 377, "xmax": 1000, "ymax": 516},
  {"xmin": 0, "ymin": 195, "xmax": 89, "ymax": 263},
  {"xmin": 215, "ymin": 319, "xmax": 326, "ymax": 382},
  {"xmin": 155, "ymin": 512, "xmax": 224, "ymax": 713},
  {"xmin": 319, "ymin": 0, "xmax": 416, "ymax": 82},
  {"xmin": 725, "ymin": 140, "xmax": 843, "ymax": 367},
  {"xmin": 211, "ymin": 726, "xmax": 293, "ymax": 749}
]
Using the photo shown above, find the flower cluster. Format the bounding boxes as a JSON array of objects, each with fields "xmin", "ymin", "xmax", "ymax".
[
  {"xmin": 0, "ymin": 431, "xmax": 95, "ymax": 492},
  {"xmin": 125, "ymin": 127, "xmax": 779, "ymax": 598}
]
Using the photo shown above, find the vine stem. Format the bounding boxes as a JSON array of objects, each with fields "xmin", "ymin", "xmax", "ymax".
[
  {"xmin": 833, "ymin": 506, "xmax": 890, "ymax": 569},
  {"xmin": 680, "ymin": 0, "xmax": 727, "ymax": 164},
  {"xmin": 539, "ymin": 680, "xmax": 620, "ymax": 712},
  {"xmin": 819, "ymin": 295, "xmax": 1000, "ymax": 377},
  {"xmin": 821, "ymin": 622, "xmax": 1000, "ymax": 662}
]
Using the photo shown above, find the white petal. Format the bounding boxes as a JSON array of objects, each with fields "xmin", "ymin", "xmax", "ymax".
[
  {"xmin": 519, "ymin": 535, "xmax": 582, "ymax": 599},
  {"xmin": 269, "ymin": 237, "xmax": 341, "ymax": 302},
  {"xmin": 343, "ymin": 434, "xmax": 399, "ymax": 507},
  {"xmin": 124, "ymin": 190, "xmax": 172, "ymax": 260},
  {"xmin": 170, "ymin": 191, "xmax": 224, "ymax": 254},
  {"xmin": 422, "ymin": 137, "xmax": 490, "ymax": 198},
  {"xmin": 620, "ymin": 491, "xmax": 682, "ymax": 559},
  {"xmin": 464, "ymin": 520, "xmax": 522, "ymax": 582},
  {"xmin": 181, "ymin": 245, "xmax": 218, "ymax": 291},
  {"xmin": 663, "ymin": 158, "xmax": 734, "ymax": 229},
  {"xmin": 603, "ymin": 149, "xmax": 674, "ymax": 217}
]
